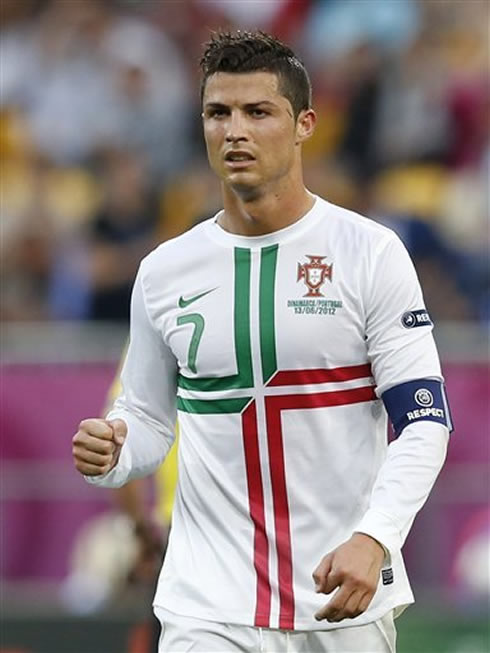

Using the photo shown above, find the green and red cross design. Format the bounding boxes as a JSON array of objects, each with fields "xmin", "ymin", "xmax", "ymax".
[{"xmin": 176, "ymin": 245, "xmax": 376, "ymax": 629}]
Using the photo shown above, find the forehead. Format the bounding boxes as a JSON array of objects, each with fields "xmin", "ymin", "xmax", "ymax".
[{"xmin": 203, "ymin": 71, "xmax": 287, "ymax": 107}]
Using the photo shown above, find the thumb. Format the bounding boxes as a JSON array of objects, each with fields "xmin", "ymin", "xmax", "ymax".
[{"xmin": 109, "ymin": 419, "xmax": 128, "ymax": 446}]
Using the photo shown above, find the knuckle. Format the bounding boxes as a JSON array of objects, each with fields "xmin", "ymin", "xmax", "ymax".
[
  {"xmin": 357, "ymin": 577, "xmax": 374, "ymax": 593},
  {"xmin": 73, "ymin": 447, "xmax": 86, "ymax": 462},
  {"xmin": 77, "ymin": 463, "xmax": 90, "ymax": 475},
  {"xmin": 80, "ymin": 418, "xmax": 107, "ymax": 437},
  {"xmin": 103, "ymin": 441, "xmax": 115, "ymax": 454},
  {"xmin": 73, "ymin": 443, "xmax": 87, "ymax": 458},
  {"xmin": 347, "ymin": 574, "xmax": 360, "ymax": 587},
  {"xmin": 365, "ymin": 580, "xmax": 376, "ymax": 593},
  {"xmin": 345, "ymin": 571, "xmax": 362, "ymax": 586},
  {"xmin": 72, "ymin": 431, "xmax": 83, "ymax": 445}
]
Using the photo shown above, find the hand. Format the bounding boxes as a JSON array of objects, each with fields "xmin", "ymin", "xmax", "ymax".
[
  {"xmin": 73, "ymin": 418, "xmax": 127, "ymax": 476},
  {"xmin": 312, "ymin": 533, "xmax": 385, "ymax": 623}
]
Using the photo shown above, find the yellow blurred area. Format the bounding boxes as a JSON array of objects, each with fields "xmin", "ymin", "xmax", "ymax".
[
  {"xmin": 371, "ymin": 164, "xmax": 450, "ymax": 220},
  {"xmin": 0, "ymin": 111, "xmax": 102, "ymax": 229},
  {"xmin": 0, "ymin": 109, "xmax": 33, "ymax": 161},
  {"xmin": 302, "ymin": 101, "xmax": 346, "ymax": 161}
]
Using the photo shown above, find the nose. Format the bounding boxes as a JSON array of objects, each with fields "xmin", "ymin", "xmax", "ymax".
[{"xmin": 225, "ymin": 110, "xmax": 247, "ymax": 143}]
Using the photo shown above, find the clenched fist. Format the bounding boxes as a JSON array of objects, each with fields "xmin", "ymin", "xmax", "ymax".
[{"xmin": 73, "ymin": 418, "xmax": 127, "ymax": 477}]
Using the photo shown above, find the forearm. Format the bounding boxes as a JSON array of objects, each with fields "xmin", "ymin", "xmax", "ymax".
[{"xmin": 355, "ymin": 421, "xmax": 449, "ymax": 554}]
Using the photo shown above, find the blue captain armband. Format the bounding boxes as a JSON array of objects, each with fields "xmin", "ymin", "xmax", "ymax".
[{"xmin": 382, "ymin": 379, "xmax": 453, "ymax": 437}]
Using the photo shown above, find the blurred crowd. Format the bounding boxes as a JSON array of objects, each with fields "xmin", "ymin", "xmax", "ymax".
[{"xmin": 1, "ymin": 0, "xmax": 488, "ymax": 323}]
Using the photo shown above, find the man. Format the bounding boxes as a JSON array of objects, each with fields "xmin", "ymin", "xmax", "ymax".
[{"xmin": 73, "ymin": 31, "xmax": 452, "ymax": 652}]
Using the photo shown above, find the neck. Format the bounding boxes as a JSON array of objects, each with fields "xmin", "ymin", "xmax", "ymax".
[{"xmin": 218, "ymin": 177, "xmax": 315, "ymax": 237}]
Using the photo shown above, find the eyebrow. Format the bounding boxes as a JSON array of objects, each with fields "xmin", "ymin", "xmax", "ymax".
[{"xmin": 204, "ymin": 101, "xmax": 278, "ymax": 110}]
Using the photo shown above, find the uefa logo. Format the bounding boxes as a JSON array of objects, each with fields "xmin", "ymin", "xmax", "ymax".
[
  {"xmin": 402, "ymin": 311, "xmax": 416, "ymax": 328},
  {"xmin": 414, "ymin": 388, "xmax": 434, "ymax": 407}
]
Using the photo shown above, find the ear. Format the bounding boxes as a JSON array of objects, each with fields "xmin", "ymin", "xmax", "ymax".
[{"xmin": 295, "ymin": 109, "xmax": 316, "ymax": 145}]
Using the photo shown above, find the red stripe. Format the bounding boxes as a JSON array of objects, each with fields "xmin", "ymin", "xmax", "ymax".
[
  {"xmin": 268, "ymin": 363, "xmax": 372, "ymax": 387},
  {"xmin": 242, "ymin": 402, "xmax": 271, "ymax": 627},
  {"xmin": 267, "ymin": 385, "xmax": 377, "ymax": 412},
  {"xmin": 265, "ymin": 400, "xmax": 295, "ymax": 630},
  {"xmin": 264, "ymin": 384, "xmax": 376, "ymax": 629}
]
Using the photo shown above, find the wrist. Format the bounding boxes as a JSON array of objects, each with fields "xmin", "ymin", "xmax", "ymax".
[{"xmin": 352, "ymin": 532, "xmax": 386, "ymax": 561}]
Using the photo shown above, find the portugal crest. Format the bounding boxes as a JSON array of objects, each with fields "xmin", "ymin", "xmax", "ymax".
[{"xmin": 297, "ymin": 255, "xmax": 332, "ymax": 297}]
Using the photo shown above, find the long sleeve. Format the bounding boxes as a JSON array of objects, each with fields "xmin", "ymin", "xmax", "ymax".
[
  {"xmin": 355, "ymin": 233, "xmax": 450, "ymax": 554},
  {"xmin": 86, "ymin": 262, "xmax": 177, "ymax": 489},
  {"xmin": 356, "ymin": 421, "xmax": 448, "ymax": 554}
]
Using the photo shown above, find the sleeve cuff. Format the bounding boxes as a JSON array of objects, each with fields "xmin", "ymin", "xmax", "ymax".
[
  {"xmin": 355, "ymin": 508, "xmax": 402, "ymax": 560},
  {"xmin": 84, "ymin": 441, "xmax": 132, "ymax": 489}
]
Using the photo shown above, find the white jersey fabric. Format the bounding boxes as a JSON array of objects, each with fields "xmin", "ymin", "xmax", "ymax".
[
  {"xmin": 154, "ymin": 606, "xmax": 396, "ymax": 652},
  {"xmin": 89, "ymin": 196, "xmax": 448, "ymax": 630}
]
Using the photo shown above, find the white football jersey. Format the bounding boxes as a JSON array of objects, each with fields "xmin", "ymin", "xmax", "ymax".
[{"xmin": 94, "ymin": 196, "xmax": 448, "ymax": 630}]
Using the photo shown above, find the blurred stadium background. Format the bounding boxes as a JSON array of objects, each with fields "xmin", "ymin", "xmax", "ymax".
[{"xmin": 0, "ymin": 0, "xmax": 488, "ymax": 652}]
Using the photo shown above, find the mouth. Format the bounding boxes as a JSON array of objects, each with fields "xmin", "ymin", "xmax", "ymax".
[{"xmin": 224, "ymin": 151, "xmax": 256, "ymax": 169}]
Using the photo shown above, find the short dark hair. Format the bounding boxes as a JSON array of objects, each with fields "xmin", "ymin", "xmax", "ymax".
[{"xmin": 200, "ymin": 30, "xmax": 312, "ymax": 119}]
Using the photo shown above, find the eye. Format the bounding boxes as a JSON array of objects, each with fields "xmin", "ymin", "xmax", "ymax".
[
  {"xmin": 250, "ymin": 108, "xmax": 267, "ymax": 118},
  {"xmin": 207, "ymin": 108, "xmax": 228, "ymax": 119}
]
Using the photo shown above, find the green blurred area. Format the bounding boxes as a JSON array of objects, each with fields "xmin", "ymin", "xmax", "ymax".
[
  {"xmin": 397, "ymin": 611, "xmax": 489, "ymax": 653},
  {"xmin": 1, "ymin": 609, "xmax": 488, "ymax": 653}
]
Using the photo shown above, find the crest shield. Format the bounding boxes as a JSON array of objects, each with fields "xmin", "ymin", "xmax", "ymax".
[{"xmin": 297, "ymin": 255, "xmax": 332, "ymax": 297}]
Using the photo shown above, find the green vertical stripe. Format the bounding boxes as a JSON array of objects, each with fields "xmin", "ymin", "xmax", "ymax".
[
  {"xmin": 178, "ymin": 247, "xmax": 253, "ymax": 391},
  {"xmin": 234, "ymin": 247, "xmax": 253, "ymax": 386},
  {"xmin": 177, "ymin": 396, "xmax": 251, "ymax": 414},
  {"xmin": 260, "ymin": 244, "xmax": 278, "ymax": 383}
]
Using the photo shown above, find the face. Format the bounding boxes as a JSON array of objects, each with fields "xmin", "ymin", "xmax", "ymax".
[{"xmin": 202, "ymin": 71, "xmax": 314, "ymax": 195}]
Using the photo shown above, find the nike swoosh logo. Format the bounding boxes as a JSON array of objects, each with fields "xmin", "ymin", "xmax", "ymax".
[{"xmin": 178, "ymin": 287, "xmax": 217, "ymax": 309}]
